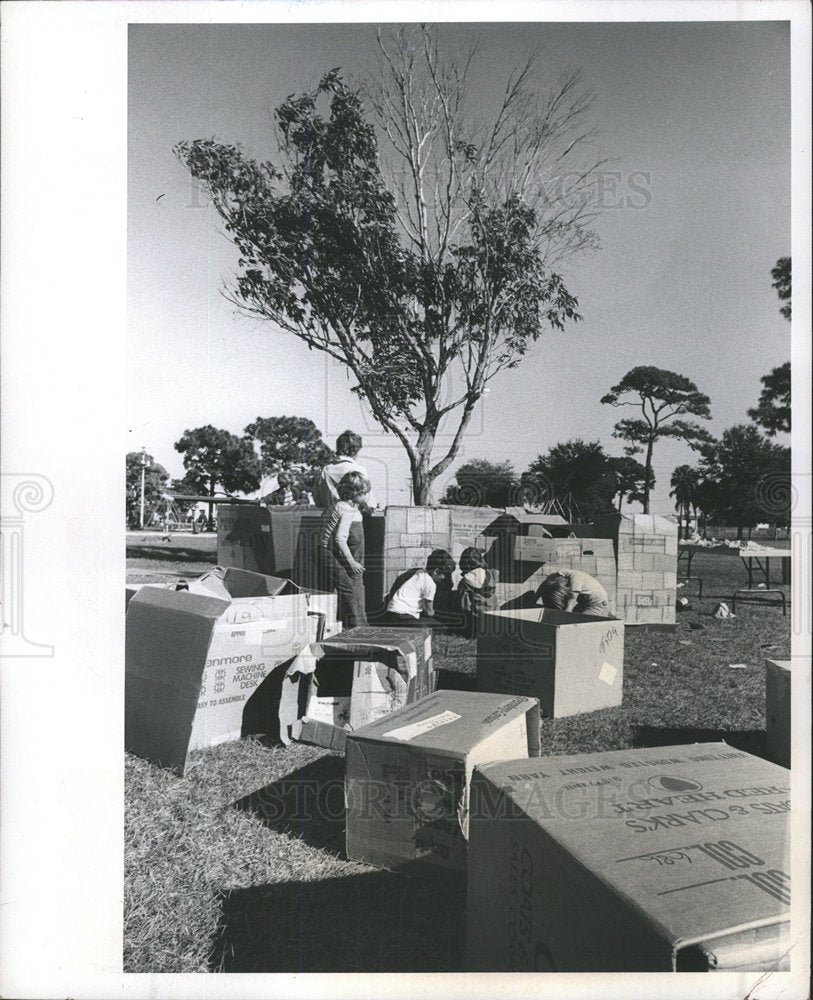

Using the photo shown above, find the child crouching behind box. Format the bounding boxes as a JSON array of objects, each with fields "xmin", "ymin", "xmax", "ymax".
[
  {"xmin": 384, "ymin": 550, "xmax": 456, "ymax": 627},
  {"xmin": 536, "ymin": 569, "xmax": 609, "ymax": 617},
  {"xmin": 457, "ymin": 547, "xmax": 498, "ymax": 638}
]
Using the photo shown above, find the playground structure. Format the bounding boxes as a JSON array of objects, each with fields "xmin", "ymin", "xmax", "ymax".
[{"xmin": 142, "ymin": 493, "xmax": 257, "ymax": 532}]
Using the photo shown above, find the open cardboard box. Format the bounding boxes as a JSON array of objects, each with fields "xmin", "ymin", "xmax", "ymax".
[
  {"xmin": 125, "ymin": 568, "xmax": 338, "ymax": 774},
  {"xmin": 279, "ymin": 626, "xmax": 435, "ymax": 751},
  {"xmin": 466, "ymin": 743, "xmax": 791, "ymax": 972},
  {"xmin": 477, "ymin": 607, "xmax": 624, "ymax": 717},
  {"xmin": 345, "ymin": 690, "xmax": 541, "ymax": 872}
]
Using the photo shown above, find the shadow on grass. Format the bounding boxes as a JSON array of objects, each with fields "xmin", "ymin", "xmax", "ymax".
[
  {"xmin": 632, "ymin": 724, "xmax": 768, "ymax": 760},
  {"xmin": 434, "ymin": 668, "xmax": 477, "ymax": 692},
  {"xmin": 126, "ymin": 544, "xmax": 219, "ymax": 564},
  {"xmin": 233, "ymin": 754, "xmax": 347, "ymax": 855},
  {"xmin": 210, "ymin": 868, "xmax": 467, "ymax": 972}
]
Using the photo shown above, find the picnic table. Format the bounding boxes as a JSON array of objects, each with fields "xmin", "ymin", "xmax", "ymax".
[{"xmin": 678, "ymin": 543, "xmax": 790, "ymax": 614}]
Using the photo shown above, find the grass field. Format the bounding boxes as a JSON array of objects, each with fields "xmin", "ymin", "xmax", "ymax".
[{"xmin": 124, "ymin": 533, "xmax": 792, "ymax": 973}]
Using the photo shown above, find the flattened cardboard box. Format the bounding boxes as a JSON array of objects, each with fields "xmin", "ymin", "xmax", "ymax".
[
  {"xmin": 345, "ymin": 690, "xmax": 541, "ymax": 873},
  {"xmin": 125, "ymin": 582, "xmax": 318, "ymax": 774},
  {"xmin": 279, "ymin": 627, "xmax": 435, "ymax": 750},
  {"xmin": 765, "ymin": 659, "xmax": 791, "ymax": 768},
  {"xmin": 466, "ymin": 743, "xmax": 791, "ymax": 972},
  {"xmin": 477, "ymin": 608, "xmax": 624, "ymax": 717}
]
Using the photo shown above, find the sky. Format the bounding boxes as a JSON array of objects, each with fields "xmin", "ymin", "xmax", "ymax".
[{"xmin": 128, "ymin": 20, "xmax": 792, "ymax": 512}]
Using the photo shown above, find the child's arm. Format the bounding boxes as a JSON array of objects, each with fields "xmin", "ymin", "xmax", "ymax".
[{"xmin": 420, "ymin": 575, "xmax": 438, "ymax": 616}]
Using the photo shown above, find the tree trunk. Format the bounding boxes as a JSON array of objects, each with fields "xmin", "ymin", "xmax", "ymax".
[
  {"xmin": 409, "ymin": 427, "xmax": 439, "ymax": 506},
  {"xmin": 642, "ymin": 438, "xmax": 654, "ymax": 514},
  {"xmin": 411, "ymin": 452, "xmax": 434, "ymax": 505},
  {"xmin": 208, "ymin": 476, "xmax": 215, "ymax": 532}
]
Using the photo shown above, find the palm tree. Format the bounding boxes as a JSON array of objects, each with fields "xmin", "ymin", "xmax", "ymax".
[{"xmin": 669, "ymin": 465, "xmax": 700, "ymax": 540}]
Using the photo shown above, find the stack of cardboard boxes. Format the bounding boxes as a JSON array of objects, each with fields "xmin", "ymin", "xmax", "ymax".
[
  {"xmin": 595, "ymin": 513, "xmax": 678, "ymax": 627},
  {"xmin": 381, "ymin": 506, "xmax": 456, "ymax": 604}
]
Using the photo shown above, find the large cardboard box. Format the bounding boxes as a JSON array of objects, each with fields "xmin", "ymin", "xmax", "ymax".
[
  {"xmin": 765, "ymin": 659, "xmax": 791, "ymax": 768},
  {"xmin": 125, "ymin": 579, "xmax": 322, "ymax": 774},
  {"xmin": 345, "ymin": 690, "xmax": 541, "ymax": 872},
  {"xmin": 477, "ymin": 608, "xmax": 624, "ymax": 717},
  {"xmin": 279, "ymin": 626, "xmax": 435, "ymax": 750},
  {"xmin": 466, "ymin": 744, "xmax": 791, "ymax": 972}
]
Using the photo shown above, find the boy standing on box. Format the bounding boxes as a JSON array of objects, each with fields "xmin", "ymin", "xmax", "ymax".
[
  {"xmin": 315, "ymin": 430, "xmax": 378, "ymax": 509},
  {"xmin": 385, "ymin": 550, "xmax": 456, "ymax": 627},
  {"xmin": 536, "ymin": 569, "xmax": 609, "ymax": 616}
]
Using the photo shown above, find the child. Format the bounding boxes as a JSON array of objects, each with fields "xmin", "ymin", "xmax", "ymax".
[
  {"xmin": 457, "ymin": 547, "xmax": 498, "ymax": 638},
  {"xmin": 385, "ymin": 549, "xmax": 456, "ymax": 627},
  {"xmin": 535, "ymin": 569, "xmax": 609, "ymax": 616},
  {"xmin": 318, "ymin": 471, "xmax": 371, "ymax": 627}
]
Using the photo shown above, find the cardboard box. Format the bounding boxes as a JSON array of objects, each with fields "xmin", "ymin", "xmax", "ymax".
[
  {"xmin": 125, "ymin": 572, "xmax": 331, "ymax": 773},
  {"xmin": 477, "ymin": 608, "xmax": 624, "ymax": 717},
  {"xmin": 466, "ymin": 743, "xmax": 791, "ymax": 972},
  {"xmin": 765, "ymin": 659, "xmax": 791, "ymax": 768},
  {"xmin": 279, "ymin": 627, "xmax": 435, "ymax": 750},
  {"xmin": 127, "ymin": 568, "xmax": 339, "ymax": 641},
  {"xmin": 345, "ymin": 690, "xmax": 541, "ymax": 872}
]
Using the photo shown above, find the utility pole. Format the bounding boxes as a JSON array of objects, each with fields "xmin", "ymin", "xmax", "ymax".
[{"xmin": 139, "ymin": 446, "xmax": 147, "ymax": 529}]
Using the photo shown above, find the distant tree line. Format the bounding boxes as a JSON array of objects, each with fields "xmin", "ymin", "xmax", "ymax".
[{"xmin": 129, "ymin": 259, "xmax": 791, "ymax": 535}]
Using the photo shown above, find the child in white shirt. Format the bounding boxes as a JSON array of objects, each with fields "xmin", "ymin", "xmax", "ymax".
[{"xmin": 385, "ymin": 550, "xmax": 456, "ymax": 626}]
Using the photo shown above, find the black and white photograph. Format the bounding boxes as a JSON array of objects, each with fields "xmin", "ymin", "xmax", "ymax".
[{"xmin": 1, "ymin": 3, "xmax": 810, "ymax": 998}]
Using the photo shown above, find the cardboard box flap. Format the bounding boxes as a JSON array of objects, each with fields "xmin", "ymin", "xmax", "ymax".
[
  {"xmin": 128, "ymin": 585, "xmax": 231, "ymax": 620},
  {"xmin": 351, "ymin": 691, "xmax": 539, "ymax": 756},
  {"xmin": 196, "ymin": 566, "xmax": 290, "ymax": 597},
  {"xmin": 475, "ymin": 743, "xmax": 790, "ymax": 949},
  {"xmin": 485, "ymin": 607, "xmax": 619, "ymax": 627},
  {"xmin": 125, "ymin": 587, "xmax": 232, "ymax": 774},
  {"xmin": 126, "ymin": 588, "xmax": 231, "ymax": 687}
]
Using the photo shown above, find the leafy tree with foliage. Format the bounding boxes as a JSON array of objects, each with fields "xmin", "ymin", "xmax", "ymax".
[
  {"xmin": 440, "ymin": 458, "xmax": 518, "ymax": 508},
  {"xmin": 748, "ymin": 260, "xmax": 791, "ymax": 438},
  {"xmin": 174, "ymin": 425, "xmax": 262, "ymax": 528},
  {"xmin": 748, "ymin": 362, "xmax": 790, "ymax": 437},
  {"xmin": 600, "ymin": 366, "xmax": 712, "ymax": 513},
  {"xmin": 699, "ymin": 425, "xmax": 791, "ymax": 537},
  {"xmin": 126, "ymin": 451, "xmax": 169, "ymax": 528},
  {"xmin": 523, "ymin": 439, "xmax": 620, "ymax": 521},
  {"xmin": 244, "ymin": 415, "xmax": 333, "ymax": 493},
  {"xmin": 176, "ymin": 27, "xmax": 605, "ymax": 504},
  {"xmin": 669, "ymin": 464, "xmax": 701, "ymax": 540},
  {"xmin": 771, "ymin": 256, "xmax": 791, "ymax": 321},
  {"xmin": 608, "ymin": 455, "xmax": 652, "ymax": 512}
]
